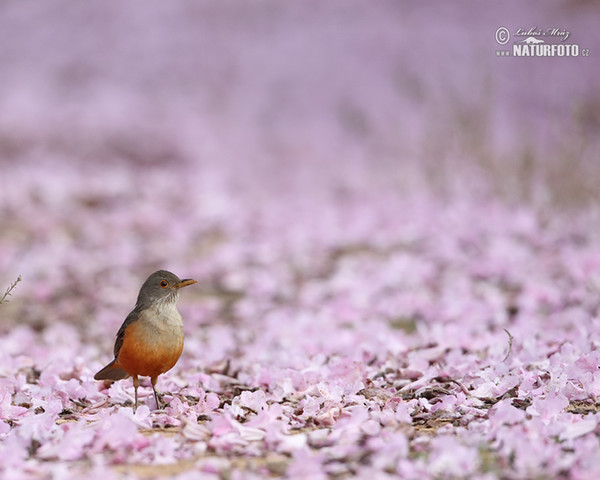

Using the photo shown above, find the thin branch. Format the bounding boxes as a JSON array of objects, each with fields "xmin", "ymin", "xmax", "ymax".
[
  {"xmin": 0, "ymin": 275, "xmax": 22, "ymax": 304},
  {"xmin": 502, "ymin": 328, "xmax": 514, "ymax": 362}
]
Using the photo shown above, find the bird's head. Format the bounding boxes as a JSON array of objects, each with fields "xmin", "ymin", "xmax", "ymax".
[{"xmin": 135, "ymin": 270, "xmax": 197, "ymax": 309}]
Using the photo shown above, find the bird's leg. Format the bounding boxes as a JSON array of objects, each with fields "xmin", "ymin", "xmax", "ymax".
[
  {"xmin": 151, "ymin": 376, "xmax": 161, "ymax": 410},
  {"xmin": 133, "ymin": 375, "xmax": 139, "ymax": 412}
]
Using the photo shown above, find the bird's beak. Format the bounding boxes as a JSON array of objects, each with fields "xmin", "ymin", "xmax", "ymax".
[{"xmin": 174, "ymin": 279, "xmax": 198, "ymax": 289}]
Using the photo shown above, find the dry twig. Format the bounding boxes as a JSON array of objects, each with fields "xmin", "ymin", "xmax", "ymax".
[
  {"xmin": 502, "ymin": 328, "xmax": 514, "ymax": 362},
  {"xmin": 0, "ymin": 275, "xmax": 22, "ymax": 305}
]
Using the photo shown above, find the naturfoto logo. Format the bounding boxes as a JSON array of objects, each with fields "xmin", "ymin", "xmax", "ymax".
[{"xmin": 494, "ymin": 26, "xmax": 590, "ymax": 58}]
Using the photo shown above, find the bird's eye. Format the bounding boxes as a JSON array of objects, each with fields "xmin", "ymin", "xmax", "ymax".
[{"xmin": 160, "ymin": 280, "xmax": 169, "ymax": 288}]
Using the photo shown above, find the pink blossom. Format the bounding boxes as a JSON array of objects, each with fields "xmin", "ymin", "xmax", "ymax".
[
  {"xmin": 428, "ymin": 435, "xmax": 480, "ymax": 477},
  {"xmin": 526, "ymin": 391, "xmax": 570, "ymax": 423},
  {"xmin": 579, "ymin": 371, "xmax": 600, "ymax": 398},
  {"xmin": 489, "ymin": 399, "xmax": 526, "ymax": 426},
  {"xmin": 36, "ymin": 420, "xmax": 96, "ymax": 461},
  {"xmin": 134, "ymin": 434, "xmax": 181, "ymax": 465},
  {"xmin": 0, "ymin": 392, "xmax": 28, "ymax": 420},
  {"xmin": 182, "ymin": 420, "xmax": 210, "ymax": 441},
  {"xmin": 559, "ymin": 417, "xmax": 598, "ymax": 442},
  {"xmin": 235, "ymin": 390, "xmax": 267, "ymax": 413},
  {"xmin": 286, "ymin": 448, "xmax": 327, "ymax": 480},
  {"xmin": 118, "ymin": 405, "xmax": 152, "ymax": 428},
  {"xmin": 382, "ymin": 397, "xmax": 413, "ymax": 424},
  {"xmin": 208, "ymin": 413, "xmax": 235, "ymax": 437},
  {"xmin": 92, "ymin": 411, "xmax": 141, "ymax": 451}
]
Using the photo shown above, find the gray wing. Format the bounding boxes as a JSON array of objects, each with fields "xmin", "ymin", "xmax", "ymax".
[
  {"xmin": 114, "ymin": 307, "xmax": 142, "ymax": 358},
  {"xmin": 94, "ymin": 307, "xmax": 141, "ymax": 381}
]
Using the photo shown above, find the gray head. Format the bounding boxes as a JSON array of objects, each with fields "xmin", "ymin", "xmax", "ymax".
[{"xmin": 135, "ymin": 270, "xmax": 197, "ymax": 309}]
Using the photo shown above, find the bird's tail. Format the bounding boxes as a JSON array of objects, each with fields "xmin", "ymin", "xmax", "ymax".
[{"xmin": 94, "ymin": 360, "xmax": 130, "ymax": 381}]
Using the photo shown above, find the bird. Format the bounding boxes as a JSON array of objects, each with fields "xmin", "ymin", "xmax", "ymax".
[{"xmin": 94, "ymin": 270, "xmax": 197, "ymax": 410}]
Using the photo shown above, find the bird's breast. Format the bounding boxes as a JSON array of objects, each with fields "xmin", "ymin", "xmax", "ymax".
[
  {"xmin": 116, "ymin": 303, "xmax": 185, "ymax": 378},
  {"xmin": 149, "ymin": 302, "xmax": 185, "ymax": 331}
]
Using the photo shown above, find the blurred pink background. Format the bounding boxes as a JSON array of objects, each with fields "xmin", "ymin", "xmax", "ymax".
[
  {"xmin": 0, "ymin": 1, "xmax": 599, "ymax": 309},
  {"xmin": 0, "ymin": 1, "xmax": 597, "ymax": 201}
]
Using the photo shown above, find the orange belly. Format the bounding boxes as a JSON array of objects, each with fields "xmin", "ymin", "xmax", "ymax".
[{"xmin": 116, "ymin": 320, "xmax": 184, "ymax": 378}]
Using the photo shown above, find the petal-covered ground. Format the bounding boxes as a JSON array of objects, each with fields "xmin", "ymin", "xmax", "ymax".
[
  {"xmin": 1, "ymin": 2, "xmax": 599, "ymax": 479},
  {"xmin": 3, "ymin": 168, "xmax": 600, "ymax": 479}
]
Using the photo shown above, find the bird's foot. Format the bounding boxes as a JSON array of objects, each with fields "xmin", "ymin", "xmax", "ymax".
[{"xmin": 154, "ymin": 391, "xmax": 165, "ymax": 411}]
